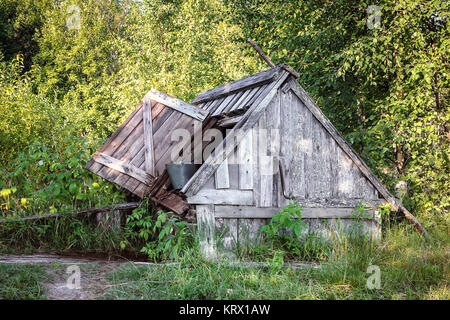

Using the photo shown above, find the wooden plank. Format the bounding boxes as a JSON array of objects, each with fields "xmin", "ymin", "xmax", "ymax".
[
  {"xmin": 221, "ymin": 91, "xmax": 245, "ymax": 115},
  {"xmin": 92, "ymin": 152, "xmax": 154, "ymax": 185},
  {"xmin": 85, "ymin": 103, "xmax": 143, "ymax": 173},
  {"xmin": 214, "ymin": 206, "xmax": 369, "ymax": 219},
  {"xmin": 196, "ymin": 204, "xmax": 216, "ymax": 259},
  {"xmin": 187, "ymin": 189, "xmax": 253, "ymax": 205},
  {"xmin": 0, "ymin": 202, "xmax": 140, "ymax": 223},
  {"xmin": 143, "ymin": 98, "xmax": 155, "ymax": 175},
  {"xmin": 258, "ymin": 112, "xmax": 273, "ymax": 207},
  {"xmin": 215, "ymin": 157, "xmax": 230, "ymax": 189},
  {"xmin": 217, "ymin": 115, "xmax": 243, "ymax": 128},
  {"xmin": 146, "ymin": 89, "xmax": 209, "ymax": 121},
  {"xmin": 193, "ymin": 66, "xmax": 283, "ymax": 104},
  {"xmin": 228, "ymin": 88, "xmax": 253, "ymax": 114},
  {"xmin": 182, "ymin": 71, "xmax": 290, "ymax": 196},
  {"xmin": 269, "ymin": 91, "xmax": 282, "ymax": 207},
  {"xmin": 295, "ymin": 198, "xmax": 383, "ymax": 208},
  {"xmin": 238, "ymin": 130, "xmax": 253, "ymax": 190},
  {"xmin": 212, "ymin": 94, "xmax": 236, "ymax": 116},
  {"xmin": 288, "ymin": 82, "xmax": 428, "ymax": 235},
  {"xmin": 289, "ymin": 82, "xmax": 396, "ymax": 207}
]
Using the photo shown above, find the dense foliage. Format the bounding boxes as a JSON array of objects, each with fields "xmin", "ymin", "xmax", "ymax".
[{"xmin": 0, "ymin": 0, "xmax": 448, "ymax": 231}]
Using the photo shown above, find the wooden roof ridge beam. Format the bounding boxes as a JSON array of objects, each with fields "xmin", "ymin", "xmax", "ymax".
[
  {"xmin": 192, "ymin": 64, "xmax": 300, "ymax": 105},
  {"xmin": 145, "ymin": 89, "xmax": 209, "ymax": 122},
  {"xmin": 192, "ymin": 66, "xmax": 283, "ymax": 104}
]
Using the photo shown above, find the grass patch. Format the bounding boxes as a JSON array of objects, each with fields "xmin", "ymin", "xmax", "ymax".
[
  {"xmin": 0, "ymin": 264, "xmax": 51, "ymax": 299},
  {"xmin": 102, "ymin": 224, "xmax": 449, "ymax": 300}
]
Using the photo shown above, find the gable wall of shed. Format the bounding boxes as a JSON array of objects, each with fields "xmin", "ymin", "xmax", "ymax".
[{"xmin": 189, "ymin": 88, "xmax": 382, "ymax": 252}]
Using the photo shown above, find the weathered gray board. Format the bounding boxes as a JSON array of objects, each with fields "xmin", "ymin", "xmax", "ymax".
[{"xmin": 188, "ymin": 83, "xmax": 384, "ymax": 257}]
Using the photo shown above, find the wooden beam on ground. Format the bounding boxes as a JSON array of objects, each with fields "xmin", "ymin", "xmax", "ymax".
[
  {"xmin": 146, "ymin": 89, "xmax": 209, "ymax": 121},
  {"xmin": 92, "ymin": 152, "xmax": 154, "ymax": 186},
  {"xmin": 0, "ymin": 203, "xmax": 140, "ymax": 223}
]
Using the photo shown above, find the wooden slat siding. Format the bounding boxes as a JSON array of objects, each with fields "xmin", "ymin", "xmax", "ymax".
[
  {"xmin": 228, "ymin": 88, "xmax": 253, "ymax": 114},
  {"xmin": 111, "ymin": 105, "xmax": 169, "ymax": 194},
  {"xmin": 87, "ymin": 104, "xmax": 144, "ymax": 177},
  {"xmin": 206, "ymin": 97, "xmax": 225, "ymax": 113},
  {"xmin": 150, "ymin": 102, "xmax": 166, "ymax": 123},
  {"xmin": 236, "ymin": 86, "xmax": 261, "ymax": 112},
  {"xmin": 130, "ymin": 108, "xmax": 192, "ymax": 195},
  {"xmin": 193, "ymin": 66, "xmax": 283, "ymax": 104},
  {"xmin": 238, "ymin": 129, "xmax": 253, "ymax": 190},
  {"xmin": 182, "ymin": 71, "xmax": 290, "ymax": 196},
  {"xmin": 217, "ymin": 115, "xmax": 243, "ymax": 128},
  {"xmin": 146, "ymin": 89, "xmax": 209, "ymax": 121},
  {"xmin": 279, "ymin": 90, "xmax": 293, "ymax": 206},
  {"xmin": 221, "ymin": 91, "xmax": 245, "ymax": 115},
  {"xmin": 269, "ymin": 91, "xmax": 282, "ymax": 207},
  {"xmin": 102, "ymin": 106, "xmax": 168, "ymax": 181},
  {"xmin": 227, "ymin": 162, "xmax": 240, "ymax": 189},
  {"xmin": 297, "ymin": 198, "xmax": 383, "ymax": 208},
  {"xmin": 154, "ymin": 115, "xmax": 196, "ymax": 175},
  {"xmin": 212, "ymin": 94, "xmax": 236, "ymax": 116},
  {"xmin": 197, "ymin": 204, "xmax": 216, "ymax": 259},
  {"xmin": 258, "ymin": 111, "xmax": 273, "ymax": 207},
  {"xmin": 151, "ymin": 111, "xmax": 186, "ymax": 169},
  {"xmin": 215, "ymin": 157, "xmax": 230, "ymax": 189},
  {"xmin": 252, "ymin": 124, "xmax": 260, "ymax": 205},
  {"xmin": 98, "ymin": 103, "xmax": 168, "ymax": 182},
  {"xmin": 152, "ymin": 106, "xmax": 174, "ymax": 133},
  {"xmin": 187, "ymin": 189, "xmax": 253, "ymax": 205},
  {"xmin": 313, "ymin": 111, "xmax": 330, "ymax": 198},
  {"xmin": 92, "ymin": 152, "xmax": 154, "ymax": 185},
  {"xmin": 288, "ymin": 82, "xmax": 401, "ymax": 210},
  {"xmin": 143, "ymin": 99, "xmax": 155, "ymax": 175},
  {"xmin": 96, "ymin": 115, "xmax": 144, "ymax": 181},
  {"xmin": 85, "ymin": 103, "xmax": 143, "ymax": 174},
  {"xmin": 243, "ymin": 84, "xmax": 268, "ymax": 110},
  {"xmin": 214, "ymin": 206, "xmax": 370, "ymax": 219}
]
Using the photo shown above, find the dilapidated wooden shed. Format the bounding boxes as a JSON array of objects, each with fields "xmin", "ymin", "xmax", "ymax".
[{"xmin": 86, "ymin": 63, "xmax": 426, "ymax": 257}]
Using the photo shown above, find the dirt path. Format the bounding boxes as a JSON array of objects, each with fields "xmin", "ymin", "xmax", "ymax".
[{"xmin": 0, "ymin": 254, "xmax": 133, "ymax": 300}]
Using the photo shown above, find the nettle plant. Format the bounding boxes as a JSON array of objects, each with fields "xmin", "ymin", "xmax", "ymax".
[
  {"xmin": 123, "ymin": 200, "xmax": 194, "ymax": 261},
  {"xmin": 261, "ymin": 200, "xmax": 307, "ymax": 240}
]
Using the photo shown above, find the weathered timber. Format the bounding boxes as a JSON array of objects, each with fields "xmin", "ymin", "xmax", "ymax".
[
  {"xmin": 146, "ymin": 89, "xmax": 209, "ymax": 121},
  {"xmin": 187, "ymin": 189, "xmax": 254, "ymax": 205},
  {"xmin": 238, "ymin": 130, "xmax": 253, "ymax": 190},
  {"xmin": 217, "ymin": 115, "xmax": 243, "ymax": 127},
  {"xmin": 214, "ymin": 206, "xmax": 373, "ymax": 220},
  {"xmin": 192, "ymin": 66, "xmax": 284, "ymax": 104},
  {"xmin": 182, "ymin": 71, "xmax": 290, "ymax": 196},
  {"xmin": 92, "ymin": 152, "xmax": 154, "ymax": 185},
  {"xmin": 288, "ymin": 81, "xmax": 428, "ymax": 236},
  {"xmin": 215, "ymin": 157, "xmax": 230, "ymax": 189},
  {"xmin": 0, "ymin": 203, "xmax": 140, "ymax": 223},
  {"xmin": 247, "ymin": 38, "xmax": 275, "ymax": 68},
  {"xmin": 143, "ymin": 98, "xmax": 155, "ymax": 175}
]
